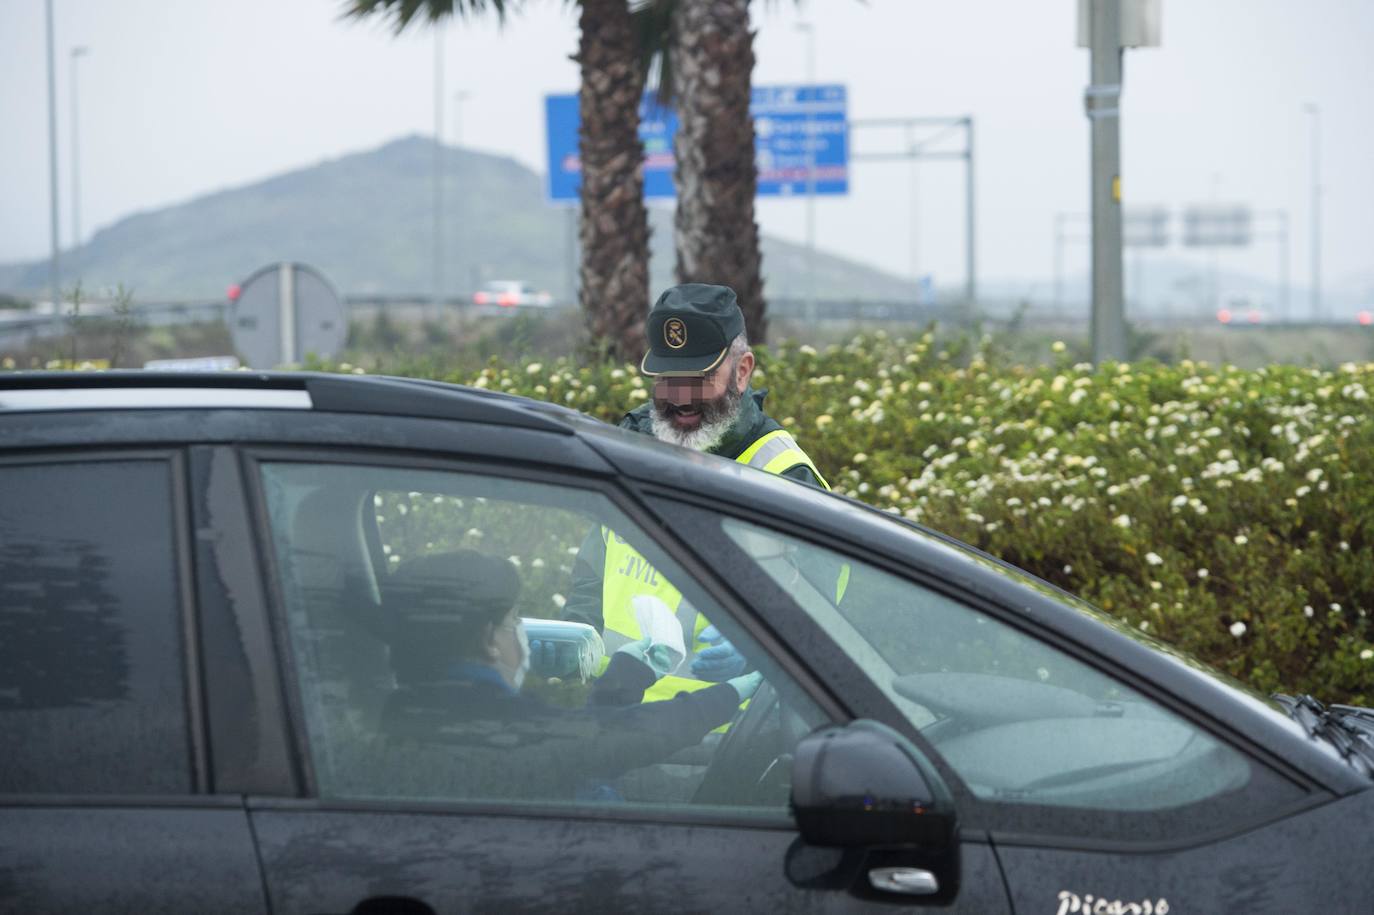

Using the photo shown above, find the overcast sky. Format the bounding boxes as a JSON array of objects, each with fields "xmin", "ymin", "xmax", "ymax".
[{"xmin": 2, "ymin": 0, "xmax": 1371, "ymax": 308}]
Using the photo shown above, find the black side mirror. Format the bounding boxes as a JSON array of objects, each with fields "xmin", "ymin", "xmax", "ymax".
[{"xmin": 791, "ymin": 719, "xmax": 955, "ymax": 849}]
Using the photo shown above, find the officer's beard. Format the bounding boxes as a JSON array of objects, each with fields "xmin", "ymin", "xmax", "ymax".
[{"xmin": 650, "ymin": 374, "xmax": 745, "ymax": 452}]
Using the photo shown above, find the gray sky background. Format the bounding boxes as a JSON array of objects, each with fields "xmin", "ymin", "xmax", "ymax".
[{"xmin": 1, "ymin": 0, "xmax": 1371, "ymax": 310}]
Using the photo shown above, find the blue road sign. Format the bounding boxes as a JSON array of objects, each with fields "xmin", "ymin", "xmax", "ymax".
[
  {"xmin": 751, "ymin": 84, "xmax": 848, "ymax": 196},
  {"xmin": 545, "ymin": 94, "xmax": 677, "ymax": 202},
  {"xmin": 544, "ymin": 84, "xmax": 848, "ymax": 202}
]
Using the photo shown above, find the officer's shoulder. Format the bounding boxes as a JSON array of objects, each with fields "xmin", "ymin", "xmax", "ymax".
[{"xmin": 620, "ymin": 401, "xmax": 654, "ymax": 432}]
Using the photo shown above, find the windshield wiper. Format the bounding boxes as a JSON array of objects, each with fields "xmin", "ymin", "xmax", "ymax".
[{"xmin": 1273, "ymin": 694, "xmax": 1374, "ymax": 778}]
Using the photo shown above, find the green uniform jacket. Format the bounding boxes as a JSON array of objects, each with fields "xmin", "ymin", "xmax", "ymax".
[{"xmin": 564, "ymin": 387, "xmax": 824, "ymax": 632}]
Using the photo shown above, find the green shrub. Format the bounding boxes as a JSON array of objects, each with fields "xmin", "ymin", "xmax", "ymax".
[{"xmin": 317, "ymin": 333, "xmax": 1374, "ymax": 706}]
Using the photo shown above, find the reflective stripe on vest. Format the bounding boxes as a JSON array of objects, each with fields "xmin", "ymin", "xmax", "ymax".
[{"xmin": 736, "ymin": 429, "xmax": 831, "ymax": 490}]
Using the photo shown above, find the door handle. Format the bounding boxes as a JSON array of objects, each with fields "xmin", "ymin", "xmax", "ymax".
[{"xmin": 869, "ymin": 866, "xmax": 939, "ymax": 896}]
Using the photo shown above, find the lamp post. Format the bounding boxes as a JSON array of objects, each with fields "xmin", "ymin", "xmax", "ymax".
[
  {"xmin": 70, "ymin": 45, "xmax": 89, "ymax": 275},
  {"xmin": 795, "ymin": 21, "xmax": 816, "ymax": 323},
  {"xmin": 44, "ymin": 0, "xmax": 61, "ymax": 311},
  {"xmin": 452, "ymin": 90, "xmax": 471, "ymax": 148},
  {"xmin": 1303, "ymin": 102, "xmax": 1321, "ymax": 323},
  {"xmin": 433, "ymin": 25, "xmax": 445, "ymax": 309}
]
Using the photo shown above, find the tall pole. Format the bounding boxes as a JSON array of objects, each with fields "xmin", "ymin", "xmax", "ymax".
[
  {"xmin": 45, "ymin": 0, "xmax": 61, "ymax": 310},
  {"xmin": 433, "ymin": 26, "xmax": 444, "ymax": 308},
  {"xmin": 1277, "ymin": 210, "xmax": 1290, "ymax": 322},
  {"xmin": 1053, "ymin": 214, "xmax": 1064, "ymax": 312},
  {"xmin": 1086, "ymin": 0, "xmax": 1126, "ymax": 363},
  {"xmin": 907, "ymin": 123, "xmax": 919, "ymax": 282},
  {"xmin": 1304, "ymin": 103, "xmax": 1321, "ymax": 322},
  {"xmin": 70, "ymin": 45, "xmax": 88, "ymax": 276},
  {"xmin": 964, "ymin": 116, "xmax": 976, "ymax": 311},
  {"xmin": 452, "ymin": 90, "xmax": 471, "ymax": 148},
  {"xmin": 796, "ymin": 23, "xmax": 817, "ymax": 323}
]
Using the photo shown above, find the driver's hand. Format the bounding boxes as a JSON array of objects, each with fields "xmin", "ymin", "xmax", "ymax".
[{"xmin": 726, "ymin": 671, "xmax": 764, "ymax": 702}]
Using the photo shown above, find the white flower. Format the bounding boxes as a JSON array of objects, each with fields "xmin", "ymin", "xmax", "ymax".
[
  {"xmin": 1112, "ymin": 514, "xmax": 1132, "ymax": 529},
  {"xmin": 1362, "ymin": 649, "xmax": 1374, "ymax": 661},
  {"xmin": 1304, "ymin": 605, "xmax": 1315, "ymax": 618},
  {"xmin": 551, "ymin": 593, "xmax": 567, "ymax": 608},
  {"xmin": 1145, "ymin": 552, "xmax": 1164, "ymax": 566},
  {"xmin": 1331, "ymin": 603, "xmax": 1343, "ymax": 614},
  {"xmin": 852, "ymin": 453, "xmax": 868, "ymax": 464},
  {"xmin": 1051, "ymin": 341, "xmax": 1067, "ymax": 353},
  {"xmin": 1306, "ymin": 468, "xmax": 1323, "ymax": 482},
  {"xmin": 526, "ymin": 362, "xmax": 543, "ymax": 375},
  {"xmin": 1197, "ymin": 568, "xmax": 1209, "ymax": 579},
  {"xmin": 1230, "ymin": 621, "xmax": 1247, "ymax": 637},
  {"xmin": 1234, "ymin": 534, "xmax": 1248, "ymax": 545}
]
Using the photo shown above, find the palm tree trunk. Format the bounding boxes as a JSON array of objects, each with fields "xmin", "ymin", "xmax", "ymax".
[
  {"xmin": 670, "ymin": 0, "xmax": 767, "ymax": 343},
  {"xmin": 576, "ymin": 0, "xmax": 653, "ymax": 362}
]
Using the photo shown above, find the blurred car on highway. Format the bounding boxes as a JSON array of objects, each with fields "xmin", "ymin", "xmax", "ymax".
[{"xmin": 471, "ymin": 279, "xmax": 554, "ymax": 308}]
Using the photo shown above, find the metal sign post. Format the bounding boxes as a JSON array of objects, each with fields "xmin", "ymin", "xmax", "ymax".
[
  {"xmin": 231, "ymin": 263, "xmax": 346, "ymax": 369},
  {"xmin": 848, "ymin": 117, "xmax": 977, "ymax": 311},
  {"xmin": 1086, "ymin": 0, "xmax": 1127, "ymax": 363}
]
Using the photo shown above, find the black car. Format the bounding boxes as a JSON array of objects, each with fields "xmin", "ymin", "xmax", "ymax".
[{"xmin": 1, "ymin": 370, "xmax": 1371, "ymax": 915}]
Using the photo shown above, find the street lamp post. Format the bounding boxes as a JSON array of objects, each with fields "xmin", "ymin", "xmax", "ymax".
[
  {"xmin": 796, "ymin": 22, "xmax": 816, "ymax": 323},
  {"xmin": 452, "ymin": 90, "xmax": 471, "ymax": 148},
  {"xmin": 44, "ymin": 0, "xmax": 61, "ymax": 312},
  {"xmin": 70, "ymin": 45, "xmax": 89, "ymax": 277},
  {"xmin": 433, "ymin": 26, "xmax": 445, "ymax": 310},
  {"xmin": 1303, "ymin": 103, "xmax": 1321, "ymax": 323}
]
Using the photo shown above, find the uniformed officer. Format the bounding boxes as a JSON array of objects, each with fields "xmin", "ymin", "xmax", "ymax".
[{"xmin": 562, "ymin": 283, "xmax": 842, "ymax": 703}]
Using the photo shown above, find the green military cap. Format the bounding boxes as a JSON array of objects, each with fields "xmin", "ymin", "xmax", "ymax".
[{"xmin": 640, "ymin": 283, "xmax": 745, "ymax": 376}]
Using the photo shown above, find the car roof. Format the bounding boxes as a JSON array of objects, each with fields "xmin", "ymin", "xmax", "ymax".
[{"xmin": 0, "ymin": 369, "xmax": 590, "ymax": 435}]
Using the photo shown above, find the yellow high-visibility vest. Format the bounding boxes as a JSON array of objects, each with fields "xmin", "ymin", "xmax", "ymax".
[{"xmin": 599, "ymin": 429, "xmax": 841, "ymax": 704}]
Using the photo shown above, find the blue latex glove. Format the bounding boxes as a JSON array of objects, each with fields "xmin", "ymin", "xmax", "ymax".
[
  {"xmin": 690, "ymin": 625, "xmax": 748, "ymax": 682},
  {"xmin": 615, "ymin": 636, "xmax": 674, "ymax": 679},
  {"xmin": 727, "ymin": 671, "xmax": 764, "ymax": 702}
]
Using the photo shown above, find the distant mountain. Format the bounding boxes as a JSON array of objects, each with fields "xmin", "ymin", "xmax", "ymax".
[{"xmin": 0, "ymin": 136, "xmax": 923, "ymax": 304}]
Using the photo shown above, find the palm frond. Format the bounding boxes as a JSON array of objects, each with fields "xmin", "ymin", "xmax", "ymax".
[
  {"xmin": 343, "ymin": 0, "xmax": 512, "ymax": 34},
  {"xmin": 630, "ymin": 0, "xmax": 676, "ymax": 106}
]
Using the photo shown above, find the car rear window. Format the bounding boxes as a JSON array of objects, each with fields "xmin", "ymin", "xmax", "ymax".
[{"xmin": 0, "ymin": 458, "xmax": 192, "ymax": 795}]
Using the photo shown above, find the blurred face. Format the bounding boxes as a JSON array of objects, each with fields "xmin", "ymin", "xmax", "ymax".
[{"xmin": 650, "ymin": 350, "xmax": 754, "ymax": 450}]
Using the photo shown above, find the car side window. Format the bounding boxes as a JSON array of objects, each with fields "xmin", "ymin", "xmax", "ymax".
[
  {"xmin": 722, "ymin": 517, "xmax": 1304, "ymax": 830},
  {"xmin": 0, "ymin": 458, "xmax": 193, "ymax": 795},
  {"xmin": 259, "ymin": 461, "xmax": 829, "ymax": 813}
]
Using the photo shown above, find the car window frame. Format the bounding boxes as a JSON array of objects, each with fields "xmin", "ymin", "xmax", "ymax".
[
  {"xmin": 640, "ymin": 487, "xmax": 1332, "ymax": 851},
  {"xmin": 0, "ymin": 447, "xmax": 211, "ymax": 802},
  {"xmin": 238, "ymin": 444, "xmax": 853, "ymax": 830}
]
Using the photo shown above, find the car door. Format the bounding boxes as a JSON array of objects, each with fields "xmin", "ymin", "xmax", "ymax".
[
  {"xmin": 0, "ymin": 452, "xmax": 267, "ymax": 914},
  {"xmin": 239, "ymin": 450, "xmax": 1012, "ymax": 914},
  {"xmin": 675, "ymin": 501, "xmax": 1374, "ymax": 914}
]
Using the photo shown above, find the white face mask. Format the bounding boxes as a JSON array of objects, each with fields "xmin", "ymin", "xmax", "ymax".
[{"xmin": 497, "ymin": 619, "xmax": 531, "ymax": 692}]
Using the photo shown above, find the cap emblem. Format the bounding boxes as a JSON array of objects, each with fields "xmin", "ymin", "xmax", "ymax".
[{"xmin": 664, "ymin": 317, "xmax": 687, "ymax": 349}]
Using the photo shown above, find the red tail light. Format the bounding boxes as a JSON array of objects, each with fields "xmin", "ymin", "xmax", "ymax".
[
  {"xmin": 498, "ymin": 293, "xmax": 518, "ymax": 307},
  {"xmin": 473, "ymin": 292, "xmax": 490, "ymax": 304}
]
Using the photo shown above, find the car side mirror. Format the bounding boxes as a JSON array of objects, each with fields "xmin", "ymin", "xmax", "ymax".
[{"xmin": 791, "ymin": 719, "xmax": 956, "ymax": 849}]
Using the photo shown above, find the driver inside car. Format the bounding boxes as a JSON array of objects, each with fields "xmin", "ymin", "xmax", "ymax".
[{"xmin": 378, "ymin": 549, "xmax": 762, "ymax": 801}]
